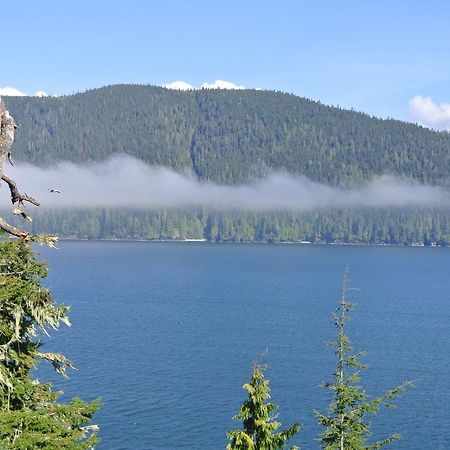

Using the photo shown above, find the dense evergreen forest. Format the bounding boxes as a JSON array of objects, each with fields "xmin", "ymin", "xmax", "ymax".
[
  {"xmin": 2, "ymin": 207, "xmax": 449, "ymax": 246},
  {"xmin": 6, "ymin": 85, "xmax": 450, "ymax": 185},
  {"xmin": 3, "ymin": 85, "xmax": 450, "ymax": 245}
]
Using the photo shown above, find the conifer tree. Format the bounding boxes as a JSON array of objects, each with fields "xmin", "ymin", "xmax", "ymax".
[
  {"xmin": 0, "ymin": 238, "xmax": 99, "ymax": 448},
  {"xmin": 1, "ymin": 96, "xmax": 99, "ymax": 448},
  {"xmin": 227, "ymin": 362, "xmax": 300, "ymax": 450},
  {"xmin": 315, "ymin": 273, "xmax": 411, "ymax": 450}
]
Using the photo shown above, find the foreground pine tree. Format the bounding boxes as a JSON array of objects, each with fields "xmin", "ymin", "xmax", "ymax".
[
  {"xmin": 227, "ymin": 362, "xmax": 300, "ymax": 450},
  {"xmin": 0, "ymin": 238, "xmax": 99, "ymax": 448},
  {"xmin": 315, "ymin": 273, "xmax": 411, "ymax": 450}
]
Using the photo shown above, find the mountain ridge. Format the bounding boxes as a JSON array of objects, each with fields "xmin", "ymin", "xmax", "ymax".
[
  {"xmin": 2, "ymin": 85, "xmax": 449, "ymax": 244},
  {"xmin": 4, "ymin": 84, "xmax": 450, "ymax": 186}
]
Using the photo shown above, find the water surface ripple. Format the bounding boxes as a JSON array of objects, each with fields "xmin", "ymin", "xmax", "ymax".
[{"xmin": 37, "ymin": 242, "xmax": 450, "ymax": 449}]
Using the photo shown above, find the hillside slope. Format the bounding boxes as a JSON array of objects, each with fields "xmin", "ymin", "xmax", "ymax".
[{"xmin": 5, "ymin": 85, "xmax": 450, "ymax": 186}]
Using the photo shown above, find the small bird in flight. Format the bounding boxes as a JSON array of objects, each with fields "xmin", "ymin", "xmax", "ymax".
[{"xmin": 48, "ymin": 188, "xmax": 61, "ymax": 194}]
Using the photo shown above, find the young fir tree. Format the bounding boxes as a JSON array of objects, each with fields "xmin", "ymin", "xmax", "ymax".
[
  {"xmin": 0, "ymin": 238, "xmax": 99, "ymax": 448},
  {"xmin": 227, "ymin": 362, "xmax": 300, "ymax": 450},
  {"xmin": 315, "ymin": 273, "xmax": 412, "ymax": 450}
]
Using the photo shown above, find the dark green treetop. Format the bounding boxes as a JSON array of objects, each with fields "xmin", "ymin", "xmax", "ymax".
[
  {"xmin": 227, "ymin": 362, "xmax": 300, "ymax": 450},
  {"xmin": 315, "ymin": 273, "xmax": 412, "ymax": 450}
]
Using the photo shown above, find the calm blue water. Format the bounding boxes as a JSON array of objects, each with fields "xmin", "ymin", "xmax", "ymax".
[{"xmin": 36, "ymin": 242, "xmax": 450, "ymax": 449}]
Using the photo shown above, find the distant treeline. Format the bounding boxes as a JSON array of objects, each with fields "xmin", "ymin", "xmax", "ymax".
[
  {"xmin": 5, "ymin": 85, "xmax": 450, "ymax": 186},
  {"xmin": 5, "ymin": 207, "xmax": 449, "ymax": 245}
]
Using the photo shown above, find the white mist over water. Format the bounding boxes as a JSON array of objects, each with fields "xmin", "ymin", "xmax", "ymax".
[{"xmin": 1, "ymin": 154, "xmax": 449, "ymax": 210}]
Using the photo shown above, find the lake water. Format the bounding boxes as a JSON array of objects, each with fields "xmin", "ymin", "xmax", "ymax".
[{"xmin": 36, "ymin": 242, "xmax": 450, "ymax": 449}]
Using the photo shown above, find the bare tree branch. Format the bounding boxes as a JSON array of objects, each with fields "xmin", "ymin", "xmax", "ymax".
[
  {"xmin": 1, "ymin": 174, "xmax": 40, "ymax": 206},
  {"xmin": 0, "ymin": 218, "xmax": 30, "ymax": 239},
  {"xmin": 0, "ymin": 97, "xmax": 39, "ymax": 239}
]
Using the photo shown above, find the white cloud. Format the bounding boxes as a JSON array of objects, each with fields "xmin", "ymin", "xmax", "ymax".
[
  {"xmin": 409, "ymin": 95, "xmax": 450, "ymax": 131},
  {"xmin": 0, "ymin": 87, "xmax": 51, "ymax": 97},
  {"xmin": 0, "ymin": 86, "xmax": 27, "ymax": 96},
  {"xmin": 163, "ymin": 81, "xmax": 194, "ymax": 91},
  {"xmin": 200, "ymin": 80, "xmax": 245, "ymax": 90},
  {"xmin": 2, "ymin": 82, "xmax": 248, "ymax": 98},
  {"xmin": 162, "ymin": 80, "xmax": 246, "ymax": 91}
]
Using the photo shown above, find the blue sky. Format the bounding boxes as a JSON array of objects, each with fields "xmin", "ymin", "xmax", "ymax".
[{"xmin": 2, "ymin": 0, "xmax": 450, "ymax": 127}]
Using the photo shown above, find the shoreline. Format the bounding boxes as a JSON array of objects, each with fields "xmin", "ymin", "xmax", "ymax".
[{"xmin": 55, "ymin": 237, "xmax": 447, "ymax": 248}]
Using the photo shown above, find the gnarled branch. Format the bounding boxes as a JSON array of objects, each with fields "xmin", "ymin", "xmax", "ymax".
[
  {"xmin": 0, "ymin": 97, "xmax": 38, "ymax": 239},
  {"xmin": 1, "ymin": 174, "xmax": 40, "ymax": 206},
  {"xmin": 0, "ymin": 218, "xmax": 30, "ymax": 239}
]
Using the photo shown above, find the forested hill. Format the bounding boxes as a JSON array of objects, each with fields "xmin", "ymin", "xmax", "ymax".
[{"xmin": 5, "ymin": 85, "xmax": 450, "ymax": 186}]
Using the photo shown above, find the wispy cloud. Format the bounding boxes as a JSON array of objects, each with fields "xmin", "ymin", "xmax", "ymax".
[
  {"xmin": 1, "ymin": 155, "xmax": 448, "ymax": 211},
  {"xmin": 409, "ymin": 95, "xmax": 450, "ymax": 131}
]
